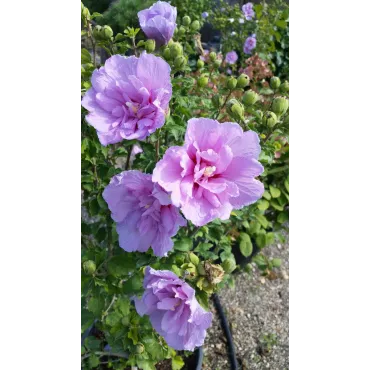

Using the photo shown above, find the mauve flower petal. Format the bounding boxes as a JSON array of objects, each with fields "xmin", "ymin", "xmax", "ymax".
[
  {"xmin": 138, "ymin": 1, "xmax": 177, "ymax": 46},
  {"xmin": 153, "ymin": 119, "xmax": 263, "ymax": 225},
  {"xmin": 223, "ymin": 157, "xmax": 264, "ymax": 208},
  {"xmin": 135, "ymin": 267, "xmax": 212, "ymax": 351},
  {"xmin": 103, "ymin": 171, "xmax": 184, "ymax": 257},
  {"xmin": 82, "ymin": 53, "xmax": 171, "ymax": 145},
  {"xmin": 185, "ymin": 118, "xmax": 221, "ymax": 151}
]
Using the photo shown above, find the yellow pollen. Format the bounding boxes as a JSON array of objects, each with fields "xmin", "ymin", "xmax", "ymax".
[{"xmin": 204, "ymin": 166, "xmax": 216, "ymax": 177}]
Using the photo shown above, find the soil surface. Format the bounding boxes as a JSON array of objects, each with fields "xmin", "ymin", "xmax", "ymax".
[{"xmin": 202, "ymin": 235, "xmax": 289, "ymax": 370}]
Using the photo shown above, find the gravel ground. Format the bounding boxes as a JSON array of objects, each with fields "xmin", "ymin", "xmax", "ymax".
[{"xmin": 202, "ymin": 235, "xmax": 289, "ymax": 370}]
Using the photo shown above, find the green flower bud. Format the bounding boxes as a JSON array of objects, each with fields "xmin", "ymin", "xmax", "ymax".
[
  {"xmin": 189, "ymin": 252, "xmax": 200, "ymax": 266},
  {"xmin": 167, "ymin": 39, "xmax": 174, "ymax": 47},
  {"xmin": 272, "ymin": 97, "xmax": 289, "ymax": 116},
  {"xmin": 213, "ymin": 59, "xmax": 222, "ymax": 68},
  {"xmin": 227, "ymin": 77, "xmax": 237, "ymax": 90},
  {"xmin": 209, "ymin": 51, "xmax": 217, "ymax": 62},
  {"xmin": 102, "ymin": 25, "xmax": 113, "ymax": 40},
  {"xmin": 174, "ymin": 55, "xmax": 186, "ymax": 69},
  {"xmin": 270, "ymin": 76, "xmax": 281, "ymax": 90},
  {"xmin": 271, "ymin": 258, "xmax": 282, "ymax": 268},
  {"xmin": 263, "ymin": 111, "xmax": 278, "ymax": 128},
  {"xmin": 222, "ymin": 257, "xmax": 237, "ymax": 274},
  {"xmin": 145, "ymin": 39, "xmax": 156, "ymax": 53},
  {"xmin": 279, "ymin": 80, "xmax": 289, "ymax": 93},
  {"xmin": 182, "ymin": 15, "xmax": 191, "ymax": 26},
  {"xmin": 173, "ymin": 27, "xmax": 178, "ymax": 37},
  {"xmin": 227, "ymin": 98, "xmax": 245, "ymax": 121},
  {"xmin": 81, "ymin": 3, "xmax": 90, "ymax": 19},
  {"xmin": 197, "ymin": 76, "xmax": 209, "ymax": 88},
  {"xmin": 178, "ymin": 26, "xmax": 186, "ymax": 37},
  {"xmin": 135, "ymin": 343, "xmax": 145, "ymax": 354},
  {"xmin": 170, "ymin": 42, "xmax": 183, "ymax": 59},
  {"xmin": 83, "ymin": 260, "xmax": 96, "ymax": 275},
  {"xmin": 163, "ymin": 47, "xmax": 171, "ymax": 61},
  {"xmin": 196, "ymin": 59, "xmax": 204, "ymax": 69},
  {"xmin": 211, "ymin": 94, "xmax": 223, "ymax": 109},
  {"xmin": 190, "ymin": 20, "xmax": 201, "ymax": 31},
  {"xmin": 236, "ymin": 73, "xmax": 250, "ymax": 88},
  {"xmin": 92, "ymin": 25, "xmax": 102, "ymax": 40},
  {"xmin": 242, "ymin": 90, "xmax": 259, "ymax": 106}
]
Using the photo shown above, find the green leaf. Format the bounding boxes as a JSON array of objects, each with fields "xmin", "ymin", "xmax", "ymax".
[
  {"xmin": 195, "ymin": 289, "xmax": 209, "ymax": 310},
  {"xmin": 122, "ymin": 274, "xmax": 143, "ymax": 294},
  {"xmin": 116, "ymin": 297, "xmax": 130, "ymax": 316},
  {"xmin": 253, "ymin": 254, "xmax": 268, "ymax": 270},
  {"xmin": 262, "ymin": 190, "xmax": 271, "ymax": 200},
  {"xmin": 172, "ymin": 355, "xmax": 185, "ymax": 370},
  {"xmin": 284, "ymin": 178, "xmax": 289, "ymax": 192},
  {"xmin": 128, "ymin": 326, "xmax": 138, "ymax": 344},
  {"xmin": 194, "ymin": 243, "xmax": 213, "ymax": 253},
  {"xmin": 269, "ymin": 186, "xmax": 281, "ymax": 198},
  {"xmin": 276, "ymin": 20, "xmax": 287, "ymax": 29},
  {"xmin": 271, "ymin": 200, "xmax": 284, "ymax": 211},
  {"xmin": 256, "ymin": 233, "xmax": 266, "ymax": 249},
  {"xmin": 81, "ymin": 48, "xmax": 91, "ymax": 64},
  {"xmin": 88, "ymin": 354, "xmax": 100, "ymax": 368},
  {"xmin": 249, "ymin": 220, "xmax": 261, "ymax": 235},
  {"xmin": 239, "ymin": 233, "xmax": 253, "ymax": 257},
  {"xmin": 143, "ymin": 337, "xmax": 165, "ymax": 361},
  {"xmin": 174, "ymin": 237, "xmax": 193, "ymax": 251},
  {"xmin": 97, "ymin": 194, "xmax": 108, "ymax": 210},
  {"xmin": 255, "ymin": 214, "xmax": 269, "ymax": 229},
  {"xmin": 88, "ymin": 296, "xmax": 104, "ymax": 316},
  {"xmin": 136, "ymin": 359, "xmax": 156, "ymax": 370},
  {"xmin": 88, "ymin": 198, "xmax": 99, "ymax": 216},
  {"xmin": 105, "ymin": 312, "xmax": 121, "ymax": 327},
  {"xmin": 84, "ymin": 336, "xmax": 101, "ymax": 351},
  {"xmin": 242, "ymin": 220, "xmax": 250, "ymax": 229},
  {"xmin": 257, "ymin": 199, "xmax": 270, "ymax": 211},
  {"xmin": 265, "ymin": 232, "xmax": 275, "ymax": 246},
  {"xmin": 108, "ymin": 254, "xmax": 136, "ymax": 277},
  {"xmin": 277, "ymin": 211, "xmax": 289, "ymax": 224}
]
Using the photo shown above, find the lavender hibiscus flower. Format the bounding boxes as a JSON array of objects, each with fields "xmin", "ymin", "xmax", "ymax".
[
  {"xmin": 138, "ymin": 1, "xmax": 177, "ymax": 46},
  {"xmin": 135, "ymin": 267, "xmax": 213, "ymax": 351},
  {"xmin": 81, "ymin": 52, "xmax": 172, "ymax": 145},
  {"xmin": 152, "ymin": 118, "xmax": 264, "ymax": 226},
  {"xmin": 225, "ymin": 51, "xmax": 238, "ymax": 65},
  {"xmin": 242, "ymin": 2, "xmax": 255, "ymax": 20},
  {"xmin": 103, "ymin": 171, "xmax": 185, "ymax": 257},
  {"xmin": 244, "ymin": 34, "xmax": 257, "ymax": 54}
]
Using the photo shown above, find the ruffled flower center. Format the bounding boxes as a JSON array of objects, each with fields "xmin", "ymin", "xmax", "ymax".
[{"xmin": 203, "ymin": 166, "xmax": 216, "ymax": 177}]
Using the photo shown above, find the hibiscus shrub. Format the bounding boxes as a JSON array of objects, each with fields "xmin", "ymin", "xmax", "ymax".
[{"xmin": 81, "ymin": 1, "xmax": 289, "ymax": 369}]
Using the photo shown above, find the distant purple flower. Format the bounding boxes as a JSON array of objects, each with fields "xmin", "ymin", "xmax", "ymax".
[
  {"xmin": 242, "ymin": 2, "xmax": 255, "ymax": 20},
  {"xmin": 81, "ymin": 52, "xmax": 172, "ymax": 145},
  {"xmin": 202, "ymin": 12, "xmax": 209, "ymax": 19},
  {"xmin": 129, "ymin": 144, "xmax": 143, "ymax": 166},
  {"xmin": 225, "ymin": 51, "xmax": 238, "ymax": 65},
  {"xmin": 103, "ymin": 171, "xmax": 186, "ymax": 257},
  {"xmin": 135, "ymin": 267, "xmax": 213, "ymax": 351},
  {"xmin": 200, "ymin": 49, "xmax": 209, "ymax": 61},
  {"xmin": 153, "ymin": 118, "xmax": 264, "ymax": 226},
  {"xmin": 138, "ymin": 1, "xmax": 177, "ymax": 46},
  {"xmin": 243, "ymin": 34, "xmax": 257, "ymax": 54},
  {"xmin": 227, "ymin": 68, "xmax": 232, "ymax": 75}
]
